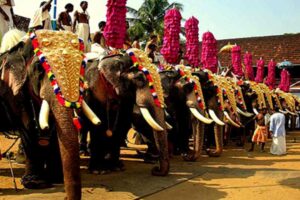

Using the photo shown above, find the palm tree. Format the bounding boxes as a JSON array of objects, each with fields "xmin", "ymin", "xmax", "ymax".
[{"xmin": 126, "ymin": 0, "xmax": 183, "ymax": 41}]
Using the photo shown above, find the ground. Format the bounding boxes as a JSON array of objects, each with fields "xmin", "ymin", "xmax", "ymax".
[{"xmin": 1, "ymin": 131, "xmax": 300, "ymax": 200}]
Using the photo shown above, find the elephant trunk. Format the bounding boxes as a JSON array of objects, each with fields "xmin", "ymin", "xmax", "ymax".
[{"xmin": 51, "ymin": 101, "xmax": 81, "ymax": 200}]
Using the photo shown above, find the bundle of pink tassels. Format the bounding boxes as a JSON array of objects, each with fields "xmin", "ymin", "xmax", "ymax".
[
  {"xmin": 103, "ymin": 0, "xmax": 127, "ymax": 49},
  {"xmin": 231, "ymin": 45, "xmax": 244, "ymax": 77},
  {"xmin": 161, "ymin": 8, "xmax": 182, "ymax": 64},
  {"xmin": 184, "ymin": 17, "xmax": 200, "ymax": 67},
  {"xmin": 243, "ymin": 52, "xmax": 254, "ymax": 81},
  {"xmin": 201, "ymin": 31, "xmax": 218, "ymax": 73},
  {"xmin": 265, "ymin": 60, "xmax": 276, "ymax": 89},
  {"xmin": 255, "ymin": 58, "xmax": 265, "ymax": 83},
  {"xmin": 278, "ymin": 69, "xmax": 291, "ymax": 92}
]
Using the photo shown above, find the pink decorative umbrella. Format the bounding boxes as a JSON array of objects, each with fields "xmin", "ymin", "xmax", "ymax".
[
  {"xmin": 104, "ymin": 0, "xmax": 127, "ymax": 49},
  {"xmin": 265, "ymin": 59, "xmax": 276, "ymax": 89},
  {"xmin": 255, "ymin": 58, "xmax": 265, "ymax": 83},
  {"xmin": 278, "ymin": 69, "xmax": 291, "ymax": 92},
  {"xmin": 231, "ymin": 45, "xmax": 243, "ymax": 77},
  {"xmin": 184, "ymin": 16, "xmax": 200, "ymax": 67},
  {"xmin": 243, "ymin": 52, "xmax": 254, "ymax": 81},
  {"xmin": 161, "ymin": 8, "xmax": 182, "ymax": 64},
  {"xmin": 201, "ymin": 31, "xmax": 218, "ymax": 73}
]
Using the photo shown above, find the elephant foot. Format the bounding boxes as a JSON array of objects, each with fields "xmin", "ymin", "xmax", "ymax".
[
  {"xmin": 206, "ymin": 148, "xmax": 222, "ymax": 157},
  {"xmin": 151, "ymin": 160, "xmax": 169, "ymax": 176},
  {"xmin": 21, "ymin": 174, "xmax": 52, "ymax": 189},
  {"xmin": 182, "ymin": 150, "xmax": 200, "ymax": 162}
]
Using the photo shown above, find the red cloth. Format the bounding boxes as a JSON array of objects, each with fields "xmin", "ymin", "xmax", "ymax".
[
  {"xmin": 231, "ymin": 45, "xmax": 243, "ymax": 77},
  {"xmin": 278, "ymin": 69, "xmax": 291, "ymax": 92},
  {"xmin": 243, "ymin": 52, "xmax": 254, "ymax": 81},
  {"xmin": 184, "ymin": 16, "xmax": 200, "ymax": 67},
  {"xmin": 265, "ymin": 60, "xmax": 276, "ymax": 89},
  {"xmin": 255, "ymin": 58, "xmax": 265, "ymax": 83}
]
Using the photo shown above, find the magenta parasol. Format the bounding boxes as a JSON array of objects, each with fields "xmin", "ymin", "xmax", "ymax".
[
  {"xmin": 265, "ymin": 59, "xmax": 276, "ymax": 89},
  {"xmin": 278, "ymin": 69, "xmax": 291, "ymax": 92},
  {"xmin": 243, "ymin": 52, "xmax": 254, "ymax": 81},
  {"xmin": 201, "ymin": 31, "xmax": 218, "ymax": 73},
  {"xmin": 254, "ymin": 58, "xmax": 265, "ymax": 83},
  {"xmin": 184, "ymin": 16, "xmax": 200, "ymax": 67},
  {"xmin": 160, "ymin": 8, "xmax": 182, "ymax": 64},
  {"xmin": 103, "ymin": 0, "xmax": 127, "ymax": 49},
  {"xmin": 231, "ymin": 45, "xmax": 243, "ymax": 77}
]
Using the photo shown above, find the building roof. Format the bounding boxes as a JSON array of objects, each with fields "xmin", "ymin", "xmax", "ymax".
[
  {"xmin": 14, "ymin": 15, "xmax": 30, "ymax": 32},
  {"xmin": 200, "ymin": 33, "xmax": 300, "ymax": 67}
]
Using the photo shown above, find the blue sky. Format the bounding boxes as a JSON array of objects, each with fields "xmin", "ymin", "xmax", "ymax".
[{"xmin": 14, "ymin": 0, "xmax": 300, "ymax": 40}]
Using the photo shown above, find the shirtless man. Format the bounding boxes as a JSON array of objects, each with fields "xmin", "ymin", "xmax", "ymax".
[
  {"xmin": 57, "ymin": 3, "xmax": 73, "ymax": 31},
  {"xmin": 73, "ymin": 1, "xmax": 90, "ymax": 52},
  {"xmin": 0, "ymin": 0, "xmax": 15, "ymax": 39}
]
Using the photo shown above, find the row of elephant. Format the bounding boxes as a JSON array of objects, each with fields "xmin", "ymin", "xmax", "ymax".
[{"xmin": 0, "ymin": 29, "xmax": 299, "ymax": 200}]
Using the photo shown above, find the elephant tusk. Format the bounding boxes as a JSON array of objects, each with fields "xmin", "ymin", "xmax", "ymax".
[
  {"xmin": 140, "ymin": 107, "xmax": 164, "ymax": 131},
  {"xmin": 82, "ymin": 100, "xmax": 101, "ymax": 125},
  {"xmin": 286, "ymin": 109, "xmax": 298, "ymax": 116},
  {"xmin": 279, "ymin": 109, "xmax": 288, "ymax": 114},
  {"xmin": 39, "ymin": 100, "xmax": 50, "ymax": 130},
  {"xmin": 164, "ymin": 110, "xmax": 171, "ymax": 118},
  {"xmin": 166, "ymin": 122, "xmax": 173, "ymax": 130},
  {"xmin": 237, "ymin": 107, "xmax": 254, "ymax": 117},
  {"xmin": 189, "ymin": 108, "xmax": 213, "ymax": 124},
  {"xmin": 208, "ymin": 109, "xmax": 225, "ymax": 126},
  {"xmin": 253, "ymin": 108, "xmax": 259, "ymax": 115},
  {"xmin": 224, "ymin": 111, "xmax": 241, "ymax": 128}
]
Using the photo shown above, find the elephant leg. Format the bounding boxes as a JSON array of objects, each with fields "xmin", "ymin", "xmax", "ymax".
[
  {"xmin": 51, "ymin": 103, "xmax": 81, "ymax": 200},
  {"xmin": 182, "ymin": 119, "xmax": 204, "ymax": 161},
  {"xmin": 207, "ymin": 123, "xmax": 223, "ymax": 157},
  {"xmin": 151, "ymin": 108, "xmax": 169, "ymax": 176}
]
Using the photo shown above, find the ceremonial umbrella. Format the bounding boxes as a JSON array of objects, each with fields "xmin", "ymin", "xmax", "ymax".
[
  {"xmin": 231, "ymin": 45, "xmax": 243, "ymax": 77},
  {"xmin": 160, "ymin": 8, "xmax": 182, "ymax": 64},
  {"xmin": 243, "ymin": 52, "xmax": 254, "ymax": 81},
  {"xmin": 201, "ymin": 31, "xmax": 218, "ymax": 73},
  {"xmin": 277, "ymin": 60, "xmax": 293, "ymax": 69},
  {"xmin": 184, "ymin": 16, "xmax": 200, "ymax": 68},
  {"xmin": 265, "ymin": 59, "xmax": 276, "ymax": 89},
  {"xmin": 254, "ymin": 58, "xmax": 265, "ymax": 83},
  {"xmin": 278, "ymin": 69, "xmax": 291, "ymax": 92}
]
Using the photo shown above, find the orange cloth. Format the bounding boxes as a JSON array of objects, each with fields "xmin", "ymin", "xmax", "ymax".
[{"xmin": 252, "ymin": 125, "xmax": 267, "ymax": 144}]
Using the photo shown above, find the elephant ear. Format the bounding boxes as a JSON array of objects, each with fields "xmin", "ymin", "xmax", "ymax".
[{"xmin": 27, "ymin": 57, "xmax": 45, "ymax": 97}]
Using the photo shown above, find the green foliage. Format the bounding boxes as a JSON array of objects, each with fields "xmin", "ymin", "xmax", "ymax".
[{"xmin": 127, "ymin": 0, "xmax": 183, "ymax": 41}]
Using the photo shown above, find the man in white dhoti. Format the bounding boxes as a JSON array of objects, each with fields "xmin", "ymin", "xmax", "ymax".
[
  {"xmin": 73, "ymin": 1, "xmax": 90, "ymax": 52},
  {"xmin": 0, "ymin": 0, "xmax": 15, "ymax": 40},
  {"xmin": 57, "ymin": 3, "xmax": 73, "ymax": 32},
  {"xmin": 29, "ymin": 0, "xmax": 53, "ymax": 30},
  {"xmin": 269, "ymin": 110, "xmax": 287, "ymax": 155}
]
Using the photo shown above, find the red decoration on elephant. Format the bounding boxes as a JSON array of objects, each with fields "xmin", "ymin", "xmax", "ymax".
[
  {"xmin": 161, "ymin": 8, "xmax": 182, "ymax": 64},
  {"xmin": 201, "ymin": 31, "xmax": 218, "ymax": 73}
]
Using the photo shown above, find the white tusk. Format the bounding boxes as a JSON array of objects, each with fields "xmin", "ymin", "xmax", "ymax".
[
  {"xmin": 189, "ymin": 108, "xmax": 213, "ymax": 124},
  {"xmin": 82, "ymin": 100, "xmax": 101, "ymax": 125},
  {"xmin": 208, "ymin": 109, "xmax": 225, "ymax": 126},
  {"xmin": 166, "ymin": 122, "xmax": 173, "ymax": 130},
  {"xmin": 140, "ymin": 107, "xmax": 164, "ymax": 131},
  {"xmin": 253, "ymin": 108, "xmax": 259, "ymax": 115},
  {"xmin": 224, "ymin": 111, "xmax": 241, "ymax": 128},
  {"xmin": 164, "ymin": 110, "xmax": 170, "ymax": 118},
  {"xmin": 279, "ymin": 109, "xmax": 288, "ymax": 114},
  {"xmin": 39, "ymin": 100, "xmax": 50, "ymax": 130},
  {"xmin": 237, "ymin": 107, "xmax": 254, "ymax": 117}
]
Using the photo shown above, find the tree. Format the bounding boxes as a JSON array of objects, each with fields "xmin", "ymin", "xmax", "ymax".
[{"xmin": 126, "ymin": 0, "xmax": 183, "ymax": 41}]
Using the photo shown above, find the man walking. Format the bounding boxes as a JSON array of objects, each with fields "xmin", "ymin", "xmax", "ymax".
[{"xmin": 269, "ymin": 110, "xmax": 286, "ymax": 155}]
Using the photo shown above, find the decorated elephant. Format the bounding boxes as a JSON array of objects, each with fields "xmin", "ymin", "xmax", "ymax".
[
  {"xmin": 0, "ymin": 29, "xmax": 101, "ymax": 200},
  {"xmin": 84, "ymin": 48, "xmax": 170, "ymax": 176}
]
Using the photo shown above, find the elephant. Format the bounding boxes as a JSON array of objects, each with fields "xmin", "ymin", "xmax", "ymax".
[
  {"xmin": 0, "ymin": 29, "xmax": 101, "ymax": 200},
  {"xmin": 83, "ymin": 49, "xmax": 170, "ymax": 176}
]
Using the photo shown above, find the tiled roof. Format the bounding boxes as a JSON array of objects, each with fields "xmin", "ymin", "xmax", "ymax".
[
  {"xmin": 200, "ymin": 33, "xmax": 300, "ymax": 67},
  {"xmin": 14, "ymin": 15, "xmax": 30, "ymax": 32}
]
